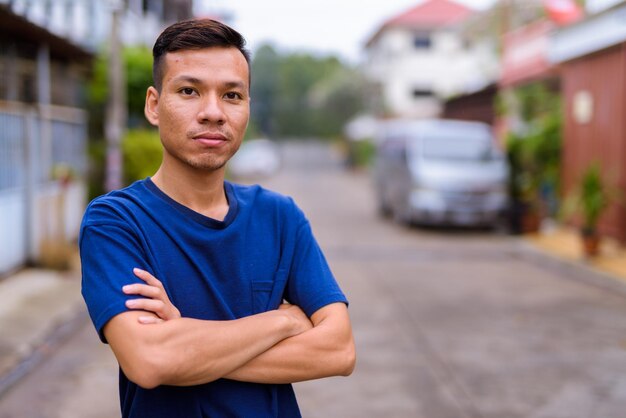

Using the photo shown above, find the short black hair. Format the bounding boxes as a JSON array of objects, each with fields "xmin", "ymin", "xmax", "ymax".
[{"xmin": 152, "ymin": 19, "xmax": 251, "ymax": 91}]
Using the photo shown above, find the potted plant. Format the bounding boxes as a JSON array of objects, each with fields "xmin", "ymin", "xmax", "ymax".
[
  {"xmin": 567, "ymin": 162, "xmax": 610, "ymax": 257},
  {"xmin": 506, "ymin": 133, "xmax": 542, "ymax": 234}
]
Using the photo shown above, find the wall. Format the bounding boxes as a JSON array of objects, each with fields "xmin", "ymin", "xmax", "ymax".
[
  {"xmin": 443, "ymin": 84, "xmax": 497, "ymax": 126},
  {"xmin": 561, "ymin": 44, "xmax": 626, "ymax": 242}
]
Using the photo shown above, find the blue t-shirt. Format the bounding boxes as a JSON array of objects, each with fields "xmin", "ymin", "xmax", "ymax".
[{"xmin": 80, "ymin": 178, "xmax": 348, "ymax": 418}]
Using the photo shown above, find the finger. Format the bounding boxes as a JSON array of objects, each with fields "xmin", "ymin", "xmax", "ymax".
[
  {"xmin": 137, "ymin": 316, "xmax": 165, "ymax": 324},
  {"xmin": 122, "ymin": 283, "xmax": 161, "ymax": 299},
  {"xmin": 126, "ymin": 298, "xmax": 166, "ymax": 313},
  {"xmin": 138, "ymin": 316, "xmax": 163, "ymax": 325},
  {"xmin": 126, "ymin": 299, "xmax": 180, "ymax": 320},
  {"xmin": 133, "ymin": 268, "xmax": 164, "ymax": 288}
]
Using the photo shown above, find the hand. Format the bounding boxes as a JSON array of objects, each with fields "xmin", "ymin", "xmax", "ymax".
[
  {"xmin": 123, "ymin": 268, "xmax": 181, "ymax": 324},
  {"xmin": 278, "ymin": 303, "xmax": 313, "ymax": 336}
]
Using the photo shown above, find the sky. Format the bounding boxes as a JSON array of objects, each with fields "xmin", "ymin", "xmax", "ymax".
[{"xmin": 197, "ymin": 0, "xmax": 498, "ymax": 63}]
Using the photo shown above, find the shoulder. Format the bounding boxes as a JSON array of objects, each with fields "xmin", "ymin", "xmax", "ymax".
[
  {"xmin": 82, "ymin": 179, "xmax": 149, "ymax": 226},
  {"xmin": 228, "ymin": 182, "xmax": 303, "ymax": 217}
]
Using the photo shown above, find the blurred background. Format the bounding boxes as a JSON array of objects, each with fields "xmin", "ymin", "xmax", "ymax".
[{"xmin": 1, "ymin": 0, "xmax": 626, "ymax": 417}]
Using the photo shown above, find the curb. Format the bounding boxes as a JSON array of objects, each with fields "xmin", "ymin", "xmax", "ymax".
[
  {"xmin": 0, "ymin": 308, "xmax": 88, "ymax": 398},
  {"xmin": 515, "ymin": 239, "xmax": 626, "ymax": 298},
  {"xmin": 0, "ymin": 267, "xmax": 87, "ymax": 398}
]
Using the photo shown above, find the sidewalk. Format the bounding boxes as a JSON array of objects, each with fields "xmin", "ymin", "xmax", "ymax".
[
  {"xmin": 524, "ymin": 224, "xmax": 626, "ymax": 283},
  {"xmin": 0, "ymin": 256, "xmax": 86, "ymax": 396}
]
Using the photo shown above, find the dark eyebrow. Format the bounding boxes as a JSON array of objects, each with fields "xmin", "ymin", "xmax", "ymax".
[
  {"xmin": 224, "ymin": 81, "xmax": 247, "ymax": 91},
  {"xmin": 170, "ymin": 76, "xmax": 247, "ymax": 92},
  {"xmin": 170, "ymin": 75, "xmax": 202, "ymax": 85}
]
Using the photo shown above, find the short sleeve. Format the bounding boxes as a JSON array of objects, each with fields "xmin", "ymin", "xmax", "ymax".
[
  {"xmin": 80, "ymin": 208, "xmax": 150, "ymax": 342},
  {"xmin": 284, "ymin": 218, "xmax": 348, "ymax": 317}
]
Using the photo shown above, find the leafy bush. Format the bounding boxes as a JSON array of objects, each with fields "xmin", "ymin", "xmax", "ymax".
[
  {"xmin": 503, "ymin": 82, "xmax": 562, "ymax": 216},
  {"xmin": 345, "ymin": 139, "xmax": 375, "ymax": 168},
  {"xmin": 87, "ymin": 46, "xmax": 154, "ymax": 137},
  {"xmin": 122, "ymin": 129, "xmax": 162, "ymax": 184}
]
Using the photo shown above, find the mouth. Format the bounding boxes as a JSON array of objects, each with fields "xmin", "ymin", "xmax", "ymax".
[{"xmin": 192, "ymin": 132, "xmax": 229, "ymax": 148}]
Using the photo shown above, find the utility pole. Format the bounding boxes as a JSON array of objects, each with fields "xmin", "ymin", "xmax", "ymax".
[{"xmin": 104, "ymin": 0, "xmax": 126, "ymax": 192}]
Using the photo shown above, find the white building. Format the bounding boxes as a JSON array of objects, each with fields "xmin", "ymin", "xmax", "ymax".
[{"xmin": 362, "ymin": 0, "xmax": 483, "ymax": 119}]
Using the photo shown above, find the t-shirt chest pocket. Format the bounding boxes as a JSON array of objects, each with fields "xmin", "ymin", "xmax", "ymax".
[{"xmin": 251, "ymin": 268, "xmax": 288, "ymax": 314}]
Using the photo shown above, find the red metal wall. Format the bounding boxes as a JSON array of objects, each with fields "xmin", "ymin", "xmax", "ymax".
[
  {"xmin": 561, "ymin": 44, "xmax": 626, "ymax": 242},
  {"xmin": 442, "ymin": 84, "xmax": 497, "ymax": 126}
]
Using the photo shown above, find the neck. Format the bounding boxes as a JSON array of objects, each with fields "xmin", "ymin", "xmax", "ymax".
[{"xmin": 151, "ymin": 160, "xmax": 229, "ymax": 221}]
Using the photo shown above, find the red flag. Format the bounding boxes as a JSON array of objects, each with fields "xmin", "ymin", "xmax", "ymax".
[{"xmin": 543, "ymin": 0, "xmax": 583, "ymax": 25}]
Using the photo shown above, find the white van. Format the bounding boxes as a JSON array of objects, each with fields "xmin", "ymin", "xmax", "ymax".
[{"xmin": 372, "ymin": 119, "xmax": 509, "ymax": 227}]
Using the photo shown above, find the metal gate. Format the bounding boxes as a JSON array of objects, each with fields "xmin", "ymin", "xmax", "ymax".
[{"xmin": 0, "ymin": 103, "xmax": 87, "ymax": 275}]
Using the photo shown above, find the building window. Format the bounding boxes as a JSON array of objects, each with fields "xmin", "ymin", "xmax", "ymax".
[
  {"xmin": 412, "ymin": 89, "xmax": 432, "ymax": 98},
  {"xmin": 20, "ymin": 72, "xmax": 36, "ymax": 104},
  {"xmin": 413, "ymin": 36, "xmax": 431, "ymax": 49}
]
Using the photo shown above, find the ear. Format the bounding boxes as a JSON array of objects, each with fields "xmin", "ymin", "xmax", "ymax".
[{"xmin": 144, "ymin": 86, "xmax": 160, "ymax": 127}]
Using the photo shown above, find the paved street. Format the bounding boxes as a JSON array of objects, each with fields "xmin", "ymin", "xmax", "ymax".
[{"xmin": 2, "ymin": 141, "xmax": 626, "ymax": 418}]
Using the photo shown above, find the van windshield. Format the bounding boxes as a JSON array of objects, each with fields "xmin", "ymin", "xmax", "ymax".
[{"xmin": 416, "ymin": 135, "xmax": 501, "ymax": 162}]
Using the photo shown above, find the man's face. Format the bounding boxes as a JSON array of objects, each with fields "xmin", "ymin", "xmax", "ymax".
[{"xmin": 144, "ymin": 47, "xmax": 250, "ymax": 173}]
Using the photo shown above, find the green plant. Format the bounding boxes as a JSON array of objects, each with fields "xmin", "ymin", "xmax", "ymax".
[
  {"xmin": 578, "ymin": 163, "xmax": 609, "ymax": 231},
  {"xmin": 87, "ymin": 45, "xmax": 154, "ymax": 137},
  {"xmin": 122, "ymin": 129, "xmax": 163, "ymax": 185},
  {"xmin": 346, "ymin": 138, "xmax": 375, "ymax": 168},
  {"xmin": 502, "ymin": 82, "xmax": 562, "ymax": 217},
  {"xmin": 562, "ymin": 162, "xmax": 617, "ymax": 233},
  {"xmin": 506, "ymin": 132, "xmax": 541, "ymax": 207},
  {"xmin": 250, "ymin": 44, "xmax": 367, "ymax": 139},
  {"xmin": 561, "ymin": 162, "xmax": 621, "ymax": 256}
]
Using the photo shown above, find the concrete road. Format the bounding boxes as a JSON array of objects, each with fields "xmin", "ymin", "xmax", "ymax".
[{"xmin": 2, "ymin": 141, "xmax": 626, "ymax": 418}]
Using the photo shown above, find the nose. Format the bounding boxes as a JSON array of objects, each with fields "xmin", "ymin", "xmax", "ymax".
[{"xmin": 196, "ymin": 94, "xmax": 225, "ymax": 124}]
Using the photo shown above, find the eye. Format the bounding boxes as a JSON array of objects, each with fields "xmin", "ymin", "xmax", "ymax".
[
  {"xmin": 180, "ymin": 87, "xmax": 195, "ymax": 96},
  {"xmin": 224, "ymin": 92, "xmax": 243, "ymax": 100}
]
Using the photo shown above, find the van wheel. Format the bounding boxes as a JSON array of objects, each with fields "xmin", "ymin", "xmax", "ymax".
[
  {"xmin": 392, "ymin": 204, "xmax": 411, "ymax": 226},
  {"xmin": 376, "ymin": 190, "xmax": 393, "ymax": 218},
  {"xmin": 378, "ymin": 199, "xmax": 393, "ymax": 218}
]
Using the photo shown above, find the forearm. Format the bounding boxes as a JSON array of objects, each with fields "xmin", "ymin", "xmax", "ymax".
[
  {"xmin": 225, "ymin": 304, "xmax": 356, "ymax": 384},
  {"xmin": 225, "ymin": 327, "xmax": 354, "ymax": 384},
  {"xmin": 105, "ymin": 309, "xmax": 303, "ymax": 388},
  {"xmin": 157, "ymin": 313, "xmax": 298, "ymax": 386}
]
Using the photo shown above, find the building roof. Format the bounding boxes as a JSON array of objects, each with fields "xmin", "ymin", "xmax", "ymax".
[
  {"xmin": 365, "ymin": 0, "xmax": 474, "ymax": 47},
  {"xmin": 387, "ymin": 0, "xmax": 473, "ymax": 28},
  {"xmin": 550, "ymin": 1, "xmax": 626, "ymax": 64},
  {"xmin": 0, "ymin": 5, "xmax": 92, "ymax": 62}
]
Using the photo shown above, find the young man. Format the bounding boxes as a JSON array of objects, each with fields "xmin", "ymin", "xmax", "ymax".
[{"xmin": 80, "ymin": 19, "xmax": 355, "ymax": 418}]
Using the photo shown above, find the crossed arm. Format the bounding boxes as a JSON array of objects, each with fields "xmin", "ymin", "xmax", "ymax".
[{"xmin": 103, "ymin": 269, "xmax": 356, "ymax": 389}]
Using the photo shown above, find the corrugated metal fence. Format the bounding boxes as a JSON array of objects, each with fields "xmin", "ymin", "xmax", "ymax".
[{"xmin": 0, "ymin": 102, "xmax": 87, "ymax": 274}]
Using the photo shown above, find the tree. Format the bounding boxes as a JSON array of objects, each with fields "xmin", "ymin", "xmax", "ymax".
[
  {"xmin": 124, "ymin": 46, "xmax": 154, "ymax": 127},
  {"xmin": 250, "ymin": 44, "xmax": 280, "ymax": 137},
  {"xmin": 88, "ymin": 45, "xmax": 153, "ymax": 137},
  {"xmin": 87, "ymin": 45, "xmax": 154, "ymax": 198},
  {"xmin": 309, "ymin": 68, "xmax": 367, "ymax": 138},
  {"xmin": 250, "ymin": 44, "xmax": 366, "ymax": 139}
]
